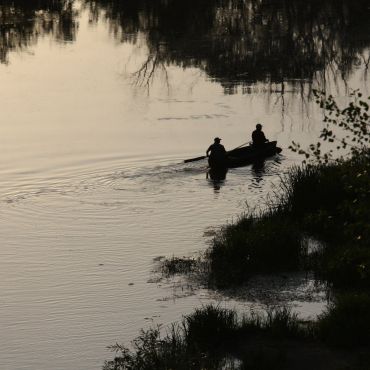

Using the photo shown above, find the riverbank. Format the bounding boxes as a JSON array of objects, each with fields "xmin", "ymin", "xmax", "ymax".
[
  {"xmin": 105, "ymin": 153, "xmax": 370, "ymax": 369},
  {"xmin": 208, "ymin": 153, "xmax": 370, "ymax": 289},
  {"xmin": 104, "ymin": 299, "xmax": 370, "ymax": 369}
]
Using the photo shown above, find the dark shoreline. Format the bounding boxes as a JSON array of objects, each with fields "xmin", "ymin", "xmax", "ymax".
[{"xmin": 105, "ymin": 153, "xmax": 370, "ymax": 369}]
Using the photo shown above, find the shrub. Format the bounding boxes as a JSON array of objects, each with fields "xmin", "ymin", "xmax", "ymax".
[
  {"xmin": 322, "ymin": 246, "xmax": 370, "ymax": 288},
  {"xmin": 208, "ymin": 211, "xmax": 301, "ymax": 287},
  {"xmin": 318, "ymin": 293, "xmax": 370, "ymax": 347},
  {"xmin": 104, "ymin": 305, "xmax": 304, "ymax": 370},
  {"xmin": 184, "ymin": 305, "xmax": 237, "ymax": 353}
]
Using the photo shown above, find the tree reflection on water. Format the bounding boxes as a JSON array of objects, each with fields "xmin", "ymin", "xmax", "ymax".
[
  {"xmin": 1, "ymin": 0, "xmax": 370, "ymax": 91},
  {"xmin": 0, "ymin": 0, "xmax": 77, "ymax": 64},
  {"xmin": 84, "ymin": 0, "xmax": 370, "ymax": 91}
]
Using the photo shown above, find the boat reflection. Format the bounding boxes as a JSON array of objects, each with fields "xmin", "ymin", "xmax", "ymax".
[
  {"xmin": 250, "ymin": 156, "xmax": 283, "ymax": 189},
  {"xmin": 207, "ymin": 167, "xmax": 228, "ymax": 191},
  {"xmin": 252, "ymin": 159, "xmax": 266, "ymax": 175},
  {"xmin": 249, "ymin": 159, "xmax": 266, "ymax": 187}
]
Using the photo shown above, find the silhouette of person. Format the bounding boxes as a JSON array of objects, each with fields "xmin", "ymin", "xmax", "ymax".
[
  {"xmin": 206, "ymin": 137, "xmax": 227, "ymax": 167},
  {"xmin": 252, "ymin": 123, "xmax": 268, "ymax": 146}
]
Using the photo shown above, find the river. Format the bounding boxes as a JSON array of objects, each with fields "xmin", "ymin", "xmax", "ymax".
[{"xmin": 0, "ymin": 1, "xmax": 369, "ymax": 369}]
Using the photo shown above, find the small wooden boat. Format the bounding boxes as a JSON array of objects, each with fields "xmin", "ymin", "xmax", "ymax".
[{"xmin": 210, "ymin": 141, "xmax": 282, "ymax": 169}]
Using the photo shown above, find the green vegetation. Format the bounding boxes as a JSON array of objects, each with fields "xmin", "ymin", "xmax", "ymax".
[
  {"xmin": 159, "ymin": 154, "xmax": 370, "ymax": 289},
  {"xmin": 103, "ymin": 305, "xmax": 300, "ymax": 370},
  {"xmin": 208, "ymin": 153, "xmax": 370, "ymax": 289},
  {"xmin": 290, "ymin": 90, "xmax": 370, "ymax": 162},
  {"xmin": 161, "ymin": 96, "xmax": 370, "ymax": 288},
  {"xmin": 317, "ymin": 293, "xmax": 370, "ymax": 348},
  {"xmin": 104, "ymin": 300, "xmax": 370, "ymax": 369},
  {"xmin": 208, "ymin": 209, "xmax": 301, "ymax": 288},
  {"xmin": 107, "ymin": 92, "xmax": 370, "ymax": 368}
]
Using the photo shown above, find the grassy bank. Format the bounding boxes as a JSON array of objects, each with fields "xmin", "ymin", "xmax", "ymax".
[
  {"xmin": 104, "ymin": 297, "xmax": 370, "ymax": 370},
  {"xmin": 107, "ymin": 152, "xmax": 370, "ymax": 369},
  {"xmin": 208, "ymin": 153, "xmax": 370, "ymax": 289}
]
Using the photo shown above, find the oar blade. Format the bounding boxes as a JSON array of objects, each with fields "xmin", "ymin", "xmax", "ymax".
[{"xmin": 184, "ymin": 155, "xmax": 206, "ymax": 163}]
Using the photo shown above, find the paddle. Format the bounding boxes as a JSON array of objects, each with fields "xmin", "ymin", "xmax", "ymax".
[
  {"xmin": 229, "ymin": 141, "xmax": 250, "ymax": 151},
  {"xmin": 183, "ymin": 141, "xmax": 250, "ymax": 163},
  {"xmin": 184, "ymin": 155, "xmax": 207, "ymax": 163}
]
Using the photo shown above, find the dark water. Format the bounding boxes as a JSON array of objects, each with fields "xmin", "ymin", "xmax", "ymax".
[{"xmin": 0, "ymin": 1, "xmax": 369, "ymax": 369}]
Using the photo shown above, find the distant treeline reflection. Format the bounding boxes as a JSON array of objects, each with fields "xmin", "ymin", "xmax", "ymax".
[
  {"xmin": 85, "ymin": 0, "xmax": 370, "ymax": 90},
  {"xmin": 0, "ymin": 0, "xmax": 77, "ymax": 64},
  {"xmin": 1, "ymin": 0, "xmax": 370, "ymax": 90}
]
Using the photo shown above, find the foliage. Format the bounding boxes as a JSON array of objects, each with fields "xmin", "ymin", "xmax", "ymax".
[
  {"xmin": 290, "ymin": 90, "xmax": 370, "ymax": 163},
  {"xmin": 205, "ymin": 152, "xmax": 370, "ymax": 289},
  {"xmin": 104, "ymin": 305, "xmax": 304, "ymax": 370},
  {"xmin": 281, "ymin": 156, "xmax": 370, "ymax": 288},
  {"xmin": 104, "ymin": 300, "xmax": 370, "ymax": 370},
  {"xmin": 322, "ymin": 246, "xmax": 370, "ymax": 289},
  {"xmin": 103, "ymin": 325, "xmax": 189, "ymax": 370},
  {"xmin": 208, "ymin": 210, "xmax": 301, "ymax": 288},
  {"xmin": 184, "ymin": 305, "xmax": 237, "ymax": 353},
  {"xmin": 104, "ymin": 301, "xmax": 370, "ymax": 368},
  {"xmin": 317, "ymin": 293, "xmax": 370, "ymax": 347}
]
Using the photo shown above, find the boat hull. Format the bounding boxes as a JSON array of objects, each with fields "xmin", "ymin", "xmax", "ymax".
[{"xmin": 209, "ymin": 141, "xmax": 281, "ymax": 169}]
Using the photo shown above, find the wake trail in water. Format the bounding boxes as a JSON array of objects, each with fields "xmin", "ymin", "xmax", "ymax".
[{"xmin": 0, "ymin": 156, "xmax": 209, "ymax": 205}]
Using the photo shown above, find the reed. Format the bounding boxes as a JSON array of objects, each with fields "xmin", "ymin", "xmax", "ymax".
[
  {"xmin": 104, "ymin": 305, "xmax": 306, "ymax": 370},
  {"xmin": 104, "ymin": 296, "xmax": 370, "ymax": 369},
  {"xmin": 207, "ymin": 153, "xmax": 370, "ymax": 289},
  {"xmin": 208, "ymin": 211, "xmax": 301, "ymax": 287}
]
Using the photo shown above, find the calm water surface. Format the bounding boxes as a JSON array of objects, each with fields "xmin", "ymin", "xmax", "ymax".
[{"xmin": 1, "ymin": 1, "xmax": 369, "ymax": 369}]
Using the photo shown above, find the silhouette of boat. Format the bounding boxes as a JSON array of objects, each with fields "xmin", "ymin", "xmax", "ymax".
[{"xmin": 209, "ymin": 141, "xmax": 282, "ymax": 169}]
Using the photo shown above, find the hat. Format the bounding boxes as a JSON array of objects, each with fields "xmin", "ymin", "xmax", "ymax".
[{"xmin": 214, "ymin": 137, "xmax": 221, "ymax": 142}]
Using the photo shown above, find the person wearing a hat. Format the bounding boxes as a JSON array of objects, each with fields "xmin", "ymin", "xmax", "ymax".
[
  {"xmin": 252, "ymin": 123, "xmax": 268, "ymax": 146},
  {"xmin": 206, "ymin": 137, "xmax": 227, "ymax": 167}
]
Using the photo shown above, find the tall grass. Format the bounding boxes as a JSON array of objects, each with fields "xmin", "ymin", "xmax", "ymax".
[
  {"xmin": 184, "ymin": 305, "xmax": 238, "ymax": 353},
  {"xmin": 282, "ymin": 164, "xmax": 346, "ymax": 219},
  {"xmin": 105, "ymin": 294, "xmax": 370, "ymax": 369},
  {"xmin": 104, "ymin": 305, "xmax": 304, "ymax": 370},
  {"xmin": 206, "ymin": 154, "xmax": 370, "ymax": 289},
  {"xmin": 208, "ymin": 211, "xmax": 301, "ymax": 287}
]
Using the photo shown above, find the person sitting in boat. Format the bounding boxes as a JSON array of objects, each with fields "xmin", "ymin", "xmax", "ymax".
[
  {"xmin": 252, "ymin": 123, "xmax": 268, "ymax": 146},
  {"xmin": 206, "ymin": 137, "xmax": 227, "ymax": 167}
]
